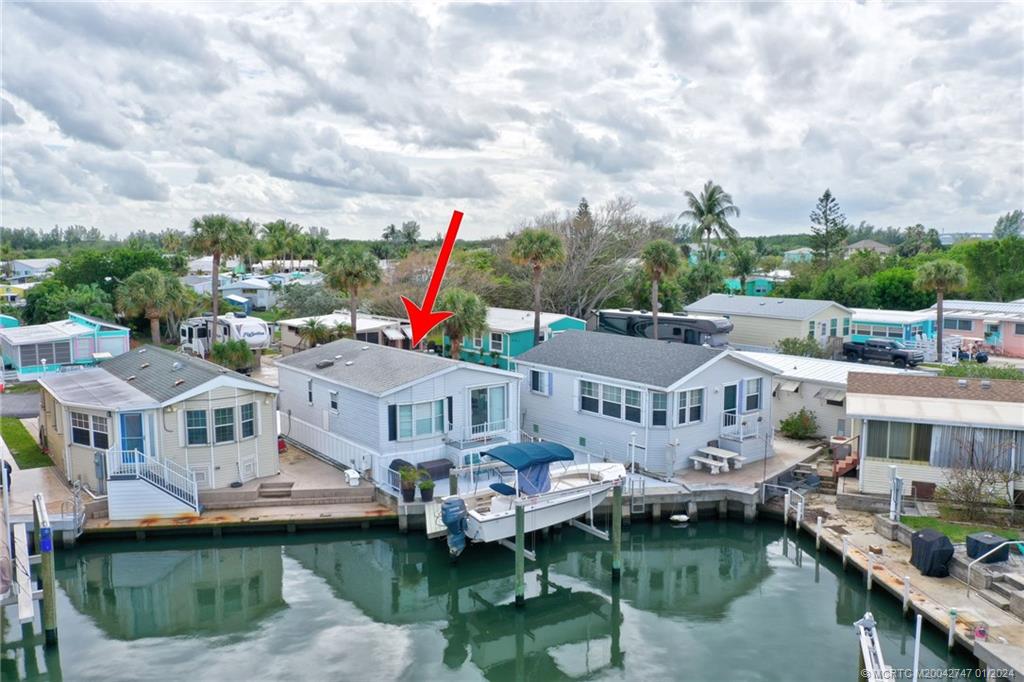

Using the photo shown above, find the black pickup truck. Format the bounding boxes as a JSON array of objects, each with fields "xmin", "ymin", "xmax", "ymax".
[{"xmin": 842, "ymin": 339, "xmax": 924, "ymax": 368}]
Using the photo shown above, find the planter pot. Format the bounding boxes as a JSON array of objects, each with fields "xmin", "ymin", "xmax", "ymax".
[
  {"xmin": 400, "ymin": 486, "xmax": 415, "ymax": 503},
  {"xmin": 420, "ymin": 487, "xmax": 434, "ymax": 503}
]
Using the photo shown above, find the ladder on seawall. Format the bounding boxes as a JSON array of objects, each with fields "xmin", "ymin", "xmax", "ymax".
[{"xmin": 629, "ymin": 476, "xmax": 646, "ymax": 515}]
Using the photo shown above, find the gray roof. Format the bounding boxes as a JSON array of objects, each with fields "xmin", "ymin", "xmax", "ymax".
[
  {"xmin": 38, "ymin": 368, "xmax": 158, "ymax": 410},
  {"xmin": 99, "ymin": 346, "xmax": 272, "ymax": 403},
  {"xmin": 515, "ymin": 330, "xmax": 724, "ymax": 388},
  {"xmin": 685, "ymin": 293, "xmax": 851, "ymax": 320},
  {"xmin": 276, "ymin": 339, "xmax": 466, "ymax": 395}
]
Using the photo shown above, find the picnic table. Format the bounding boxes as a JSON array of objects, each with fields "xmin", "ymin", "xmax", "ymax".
[{"xmin": 697, "ymin": 446, "xmax": 746, "ymax": 471}]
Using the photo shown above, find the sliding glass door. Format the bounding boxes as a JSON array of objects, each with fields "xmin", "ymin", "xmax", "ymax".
[{"xmin": 470, "ymin": 386, "xmax": 507, "ymax": 436}]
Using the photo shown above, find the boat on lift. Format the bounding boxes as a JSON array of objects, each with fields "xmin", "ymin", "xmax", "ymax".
[{"xmin": 442, "ymin": 442, "xmax": 626, "ymax": 557}]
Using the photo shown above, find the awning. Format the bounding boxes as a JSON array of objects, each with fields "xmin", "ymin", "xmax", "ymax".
[
  {"xmin": 225, "ymin": 294, "xmax": 249, "ymax": 304},
  {"xmin": 815, "ymin": 388, "xmax": 846, "ymax": 402},
  {"xmin": 91, "ymin": 352, "xmax": 113, "ymax": 361},
  {"xmin": 776, "ymin": 380, "xmax": 801, "ymax": 393},
  {"xmin": 383, "ymin": 327, "xmax": 405, "ymax": 341},
  {"xmin": 485, "ymin": 442, "xmax": 575, "ymax": 470},
  {"xmin": 401, "ymin": 325, "xmax": 414, "ymax": 339}
]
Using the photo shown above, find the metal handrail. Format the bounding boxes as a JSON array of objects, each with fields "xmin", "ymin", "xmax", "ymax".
[
  {"xmin": 106, "ymin": 449, "xmax": 199, "ymax": 511},
  {"xmin": 966, "ymin": 540, "xmax": 1024, "ymax": 598}
]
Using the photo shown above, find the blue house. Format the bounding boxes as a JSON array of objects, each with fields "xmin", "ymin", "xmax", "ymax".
[
  {"xmin": 0, "ymin": 312, "xmax": 131, "ymax": 381},
  {"xmin": 849, "ymin": 308, "xmax": 937, "ymax": 344},
  {"xmin": 445, "ymin": 307, "xmax": 586, "ymax": 371},
  {"xmin": 724, "ymin": 276, "xmax": 775, "ymax": 296}
]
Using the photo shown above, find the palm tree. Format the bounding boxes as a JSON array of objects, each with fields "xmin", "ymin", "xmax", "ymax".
[
  {"xmin": 915, "ymin": 259, "xmax": 968, "ymax": 362},
  {"xmin": 324, "ymin": 246, "xmax": 382, "ymax": 334},
  {"xmin": 438, "ymin": 288, "xmax": 487, "ymax": 360},
  {"xmin": 679, "ymin": 180, "xmax": 741, "ymax": 255},
  {"xmin": 729, "ymin": 243, "xmax": 758, "ymax": 295},
  {"xmin": 237, "ymin": 219, "xmax": 260, "ymax": 271},
  {"xmin": 510, "ymin": 229, "xmax": 565, "ymax": 344},
  {"xmin": 286, "ymin": 223, "xmax": 305, "ymax": 271},
  {"xmin": 640, "ymin": 240, "xmax": 681, "ymax": 339},
  {"xmin": 297, "ymin": 317, "xmax": 333, "ymax": 349},
  {"xmin": 261, "ymin": 220, "xmax": 290, "ymax": 271},
  {"xmin": 332, "ymin": 322, "xmax": 352, "ymax": 340},
  {"xmin": 189, "ymin": 214, "xmax": 246, "ymax": 344},
  {"xmin": 210, "ymin": 339, "xmax": 253, "ymax": 372},
  {"xmin": 115, "ymin": 268, "xmax": 182, "ymax": 344}
]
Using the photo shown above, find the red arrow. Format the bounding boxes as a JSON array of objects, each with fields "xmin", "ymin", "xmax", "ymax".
[{"xmin": 401, "ymin": 210, "xmax": 463, "ymax": 346}]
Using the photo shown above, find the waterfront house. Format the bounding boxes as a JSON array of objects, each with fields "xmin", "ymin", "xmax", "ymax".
[
  {"xmin": 445, "ymin": 307, "xmax": 586, "ymax": 371},
  {"xmin": 188, "ymin": 256, "xmax": 241, "ymax": 274},
  {"xmin": 782, "ymin": 247, "xmax": 813, "ymax": 264},
  {"xmin": 278, "ymin": 310, "xmax": 413, "ymax": 355},
  {"xmin": 180, "ymin": 274, "xmax": 230, "ymax": 296},
  {"xmin": 0, "ymin": 312, "xmax": 130, "ymax": 381},
  {"xmin": 38, "ymin": 346, "xmax": 279, "ymax": 519},
  {"xmin": 846, "ymin": 373, "xmax": 1024, "ymax": 499},
  {"xmin": 253, "ymin": 259, "xmax": 318, "ymax": 274},
  {"xmin": 933, "ymin": 300, "xmax": 1024, "ymax": 358},
  {"xmin": 516, "ymin": 331, "xmax": 778, "ymax": 477},
  {"xmin": 850, "ymin": 308, "xmax": 937, "ymax": 344},
  {"xmin": 737, "ymin": 351, "xmax": 926, "ymax": 439},
  {"xmin": 276, "ymin": 339, "xmax": 521, "ymax": 490},
  {"xmin": 843, "ymin": 240, "xmax": 892, "ymax": 258},
  {"xmin": 684, "ymin": 293, "xmax": 853, "ymax": 351},
  {"xmin": 220, "ymin": 278, "xmax": 276, "ymax": 311},
  {"xmin": 9, "ymin": 258, "xmax": 60, "ymax": 282}
]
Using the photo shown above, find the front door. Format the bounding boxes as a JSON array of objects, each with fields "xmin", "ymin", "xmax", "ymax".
[
  {"xmin": 120, "ymin": 412, "xmax": 145, "ymax": 459},
  {"xmin": 723, "ymin": 384, "xmax": 738, "ymax": 414}
]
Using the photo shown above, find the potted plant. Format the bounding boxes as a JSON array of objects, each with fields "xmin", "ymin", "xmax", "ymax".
[
  {"xmin": 399, "ymin": 465, "xmax": 418, "ymax": 503},
  {"xmin": 419, "ymin": 474, "xmax": 435, "ymax": 503},
  {"xmin": 489, "ymin": 350, "xmax": 500, "ymax": 366}
]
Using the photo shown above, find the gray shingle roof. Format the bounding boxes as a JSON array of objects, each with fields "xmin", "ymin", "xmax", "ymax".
[
  {"xmin": 515, "ymin": 330, "xmax": 724, "ymax": 388},
  {"xmin": 685, "ymin": 293, "xmax": 850, "ymax": 320},
  {"xmin": 275, "ymin": 339, "xmax": 463, "ymax": 395},
  {"xmin": 99, "ymin": 346, "xmax": 271, "ymax": 403}
]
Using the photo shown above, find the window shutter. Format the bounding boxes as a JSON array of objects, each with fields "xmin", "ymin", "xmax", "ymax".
[
  {"xmin": 387, "ymin": 404, "xmax": 397, "ymax": 441},
  {"xmin": 177, "ymin": 409, "xmax": 186, "ymax": 447},
  {"xmin": 446, "ymin": 396, "xmax": 454, "ymax": 431},
  {"xmin": 255, "ymin": 400, "xmax": 262, "ymax": 436},
  {"xmin": 546, "ymin": 372, "xmax": 554, "ymax": 396},
  {"xmin": 572, "ymin": 378, "xmax": 580, "ymax": 412}
]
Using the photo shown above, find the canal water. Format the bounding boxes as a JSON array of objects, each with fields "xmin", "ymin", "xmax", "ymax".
[{"xmin": 3, "ymin": 520, "xmax": 974, "ymax": 681}]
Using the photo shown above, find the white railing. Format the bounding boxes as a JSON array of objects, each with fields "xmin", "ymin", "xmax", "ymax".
[
  {"xmin": 106, "ymin": 449, "xmax": 199, "ymax": 512},
  {"xmin": 467, "ymin": 419, "xmax": 508, "ymax": 439},
  {"xmin": 283, "ymin": 413, "xmax": 377, "ymax": 474},
  {"xmin": 721, "ymin": 411, "xmax": 760, "ymax": 440}
]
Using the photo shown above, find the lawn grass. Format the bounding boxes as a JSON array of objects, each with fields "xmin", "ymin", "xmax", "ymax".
[
  {"xmin": 2, "ymin": 382, "xmax": 39, "ymax": 395},
  {"xmin": 0, "ymin": 416, "xmax": 52, "ymax": 469},
  {"xmin": 900, "ymin": 515, "xmax": 1021, "ymax": 545}
]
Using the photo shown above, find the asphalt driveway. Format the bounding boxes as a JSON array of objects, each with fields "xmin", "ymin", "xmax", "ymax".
[{"xmin": 0, "ymin": 391, "xmax": 40, "ymax": 418}]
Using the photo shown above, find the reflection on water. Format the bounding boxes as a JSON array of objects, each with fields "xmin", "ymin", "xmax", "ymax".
[{"xmin": 2, "ymin": 521, "xmax": 974, "ymax": 681}]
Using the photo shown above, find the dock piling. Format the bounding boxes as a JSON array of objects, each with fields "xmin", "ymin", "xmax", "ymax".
[
  {"xmin": 612, "ymin": 482, "xmax": 622, "ymax": 583},
  {"xmin": 32, "ymin": 494, "xmax": 58, "ymax": 646},
  {"xmin": 449, "ymin": 472, "xmax": 457, "ymax": 497},
  {"xmin": 815, "ymin": 516, "xmax": 822, "ymax": 550},
  {"xmin": 514, "ymin": 500, "xmax": 525, "ymax": 607},
  {"xmin": 947, "ymin": 609, "xmax": 956, "ymax": 650},
  {"xmin": 842, "ymin": 536, "xmax": 849, "ymax": 569},
  {"xmin": 866, "ymin": 557, "xmax": 873, "ymax": 591},
  {"xmin": 902, "ymin": 576, "xmax": 910, "ymax": 614}
]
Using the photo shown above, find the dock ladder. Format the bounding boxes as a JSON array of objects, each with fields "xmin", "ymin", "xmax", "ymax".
[{"xmin": 629, "ymin": 476, "xmax": 646, "ymax": 515}]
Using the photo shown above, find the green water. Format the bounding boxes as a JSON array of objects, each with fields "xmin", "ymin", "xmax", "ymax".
[{"xmin": 2, "ymin": 520, "xmax": 975, "ymax": 681}]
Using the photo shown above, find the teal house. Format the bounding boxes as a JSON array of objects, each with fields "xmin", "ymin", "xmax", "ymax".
[
  {"xmin": 849, "ymin": 308, "xmax": 937, "ymax": 343},
  {"xmin": 724, "ymin": 276, "xmax": 775, "ymax": 296},
  {"xmin": 783, "ymin": 247, "xmax": 814, "ymax": 264},
  {"xmin": 0, "ymin": 312, "xmax": 131, "ymax": 381},
  {"xmin": 0, "ymin": 314, "xmax": 19, "ymax": 329},
  {"xmin": 446, "ymin": 307, "xmax": 586, "ymax": 371},
  {"xmin": 686, "ymin": 244, "xmax": 728, "ymax": 266}
]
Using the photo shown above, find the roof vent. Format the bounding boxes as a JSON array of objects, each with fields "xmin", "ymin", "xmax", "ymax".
[
  {"xmin": 334, "ymin": 355, "xmax": 343, "ymax": 359},
  {"xmin": 140, "ymin": 362, "xmax": 150, "ymax": 369},
  {"xmin": 138, "ymin": 347, "xmax": 147, "ymax": 353},
  {"xmin": 174, "ymin": 378, "xmax": 185, "ymax": 386},
  {"xmin": 759, "ymin": 301, "xmax": 766, "ymax": 306},
  {"xmin": 126, "ymin": 375, "xmax": 136, "ymax": 382},
  {"xmin": 957, "ymin": 379, "xmax": 968, "ymax": 388},
  {"xmin": 361, "ymin": 346, "xmax": 369, "ymax": 350},
  {"xmin": 172, "ymin": 361, "xmax": 183, "ymax": 371},
  {"xmin": 315, "ymin": 360, "xmax": 335, "ymax": 369},
  {"xmin": 345, "ymin": 360, "xmax": 354, "ymax": 366},
  {"xmin": 980, "ymin": 380, "xmax": 992, "ymax": 389}
]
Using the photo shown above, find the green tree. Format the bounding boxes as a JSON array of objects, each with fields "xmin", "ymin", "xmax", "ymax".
[
  {"xmin": 54, "ymin": 247, "xmax": 169, "ymax": 293},
  {"xmin": 324, "ymin": 246, "xmax": 382, "ymax": 334},
  {"xmin": 210, "ymin": 339, "xmax": 253, "ymax": 372},
  {"xmin": 809, "ymin": 189, "xmax": 848, "ymax": 267},
  {"xmin": 939, "ymin": 363, "xmax": 1024, "ymax": 381},
  {"xmin": 729, "ymin": 243, "xmax": 758, "ymax": 295},
  {"xmin": 332, "ymin": 322, "xmax": 353, "ymax": 340},
  {"xmin": 23, "ymin": 280, "xmax": 114, "ymax": 325},
  {"xmin": 954, "ymin": 237, "xmax": 1024, "ymax": 301},
  {"xmin": 679, "ymin": 180, "xmax": 740, "ymax": 254},
  {"xmin": 869, "ymin": 268, "xmax": 934, "ymax": 310},
  {"xmin": 682, "ymin": 254, "xmax": 726, "ymax": 301},
  {"xmin": 993, "ymin": 209, "xmax": 1022, "ymax": 239},
  {"xmin": 261, "ymin": 219, "xmax": 291, "ymax": 270},
  {"xmin": 115, "ymin": 268, "xmax": 183, "ymax": 345},
  {"xmin": 915, "ymin": 259, "xmax": 968, "ymax": 362},
  {"xmin": 400, "ymin": 221, "xmax": 421, "ymax": 246},
  {"xmin": 511, "ymin": 229, "xmax": 565, "ymax": 344},
  {"xmin": 297, "ymin": 317, "xmax": 333, "ymax": 349},
  {"xmin": 276, "ymin": 283, "xmax": 345, "ymax": 318},
  {"xmin": 775, "ymin": 337, "xmax": 829, "ymax": 358},
  {"xmin": 190, "ymin": 214, "xmax": 247, "ymax": 344},
  {"xmin": 640, "ymin": 240, "xmax": 681, "ymax": 339},
  {"xmin": 438, "ymin": 288, "xmax": 487, "ymax": 360}
]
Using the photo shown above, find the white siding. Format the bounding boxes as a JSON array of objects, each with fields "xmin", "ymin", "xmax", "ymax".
[
  {"xmin": 860, "ymin": 459, "xmax": 949, "ymax": 496},
  {"xmin": 772, "ymin": 380, "xmax": 851, "ymax": 438},
  {"xmin": 107, "ymin": 479, "xmax": 198, "ymax": 520}
]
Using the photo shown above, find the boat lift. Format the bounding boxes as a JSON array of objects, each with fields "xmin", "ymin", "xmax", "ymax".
[{"xmin": 854, "ymin": 612, "xmax": 892, "ymax": 681}]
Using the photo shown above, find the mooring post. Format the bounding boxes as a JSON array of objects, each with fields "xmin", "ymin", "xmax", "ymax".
[
  {"xmin": 796, "ymin": 500, "xmax": 804, "ymax": 532},
  {"xmin": 515, "ymin": 499, "xmax": 525, "ymax": 607},
  {"xmin": 902, "ymin": 576, "xmax": 911, "ymax": 614},
  {"xmin": 612, "ymin": 482, "xmax": 622, "ymax": 583},
  {"xmin": 815, "ymin": 516, "xmax": 822, "ymax": 550},
  {"xmin": 783, "ymin": 491, "xmax": 791, "ymax": 522},
  {"xmin": 33, "ymin": 494, "xmax": 58, "ymax": 646},
  {"xmin": 866, "ymin": 557, "xmax": 873, "ymax": 591},
  {"xmin": 911, "ymin": 614, "xmax": 923, "ymax": 681},
  {"xmin": 449, "ymin": 471, "xmax": 458, "ymax": 497},
  {"xmin": 842, "ymin": 536, "xmax": 849, "ymax": 570},
  {"xmin": 948, "ymin": 608, "xmax": 957, "ymax": 650}
]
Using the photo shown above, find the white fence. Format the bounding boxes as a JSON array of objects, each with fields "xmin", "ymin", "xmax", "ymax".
[
  {"xmin": 282, "ymin": 413, "xmax": 377, "ymax": 474},
  {"xmin": 106, "ymin": 449, "xmax": 199, "ymax": 512},
  {"xmin": 722, "ymin": 411, "xmax": 760, "ymax": 440}
]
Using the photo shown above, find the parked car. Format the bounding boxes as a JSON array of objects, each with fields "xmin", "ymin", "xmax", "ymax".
[{"xmin": 842, "ymin": 339, "xmax": 924, "ymax": 368}]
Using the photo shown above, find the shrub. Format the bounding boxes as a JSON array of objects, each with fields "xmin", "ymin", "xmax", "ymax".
[
  {"xmin": 939, "ymin": 363, "xmax": 1024, "ymax": 382},
  {"xmin": 775, "ymin": 337, "xmax": 828, "ymax": 358},
  {"xmin": 779, "ymin": 408, "xmax": 818, "ymax": 439}
]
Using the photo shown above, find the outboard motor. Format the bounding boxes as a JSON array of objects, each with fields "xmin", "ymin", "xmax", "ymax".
[{"xmin": 441, "ymin": 497, "xmax": 468, "ymax": 559}]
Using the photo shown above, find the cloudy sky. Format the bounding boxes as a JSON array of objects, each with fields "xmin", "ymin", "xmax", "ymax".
[{"xmin": 2, "ymin": 2, "xmax": 1022, "ymax": 240}]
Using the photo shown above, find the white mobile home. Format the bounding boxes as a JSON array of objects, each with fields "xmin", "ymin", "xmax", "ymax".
[
  {"xmin": 276, "ymin": 340, "xmax": 521, "ymax": 492},
  {"xmin": 516, "ymin": 331, "xmax": 779, "ymax": 478},
  {"xmin": 277, "ymin": 310, "xmax": 413, "ymax": 355}
]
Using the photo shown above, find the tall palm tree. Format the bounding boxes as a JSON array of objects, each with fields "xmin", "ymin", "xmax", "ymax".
[
  {"xmin": 261, "ymin": 220, "xmax": 290, "ymax": 271},
  {"xmin": 438, "ymin": 288, "xmax": 488, "ymax": 360},
  {"xmin": 640, "ymin": 240, "xmax": 681, "ymax": 339},
  {"xmin": 189, "ymin": 214, "xmax": 246, "ymax": 344},
  {"xmin": 332, "ymin": 322, "xmax": 353, "ymax": 340},
  {"xmin": 115, "ymin": 268, "xmax": 182, "ymax": 344},
  {"xmin": 679, "ymin": 180, "xmax": 741, "ymax": 255},
  {"xmin": 729, "ymin": 243, "xmax": 758, "ymax": 295},
  {"xmin": 915, "ymin": 259, "xmax": 968, "ymax": 362},
  {"xmin": 237, "ymin": 219, "xmax": 260, "ymax": 271},
  {"xmin": 297, "ymin": 317, "xmax": 333, "ymax": 349},
  {"xmin": 510, "ymin": 229, "xmax": 565, "ymax": 344},
  {"xmin": 324, "ymin": 246, "xmax": 382, "ymax": 334},
  {"xmin": 286, "ymin": 223, "xmax": 305, "ymax": 271}
]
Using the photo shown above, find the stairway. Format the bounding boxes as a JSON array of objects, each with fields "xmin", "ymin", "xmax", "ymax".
[
  {"xmin": 980, "ymin": 573, "xmax": 1024, "ymax": 612},
  {"xmin": 258, "ymin": 481, "xmax": 294, "ymax": 499},
  {"xmin": 2, "ymin": 368, "xmax": 19, "ymax": 385}
]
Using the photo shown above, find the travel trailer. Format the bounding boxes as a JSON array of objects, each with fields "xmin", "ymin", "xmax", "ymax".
[
  {"xmin": 179, "ymin": 313, "xmax": 271, "ymax": 357},
  {"xmin": 596, "ymin": 308, "xmax": 733, "ymax": 348}
]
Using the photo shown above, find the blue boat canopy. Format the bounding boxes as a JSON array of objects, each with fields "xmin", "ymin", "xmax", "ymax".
[{"xmin": 486, "ymin": 442, "xmax": 574, "ymax": 471}]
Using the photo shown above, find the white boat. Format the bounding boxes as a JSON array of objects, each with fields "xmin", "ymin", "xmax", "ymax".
[{"xmin": 442, "ymin": 442, "xmax": 626, "ymax": 556}]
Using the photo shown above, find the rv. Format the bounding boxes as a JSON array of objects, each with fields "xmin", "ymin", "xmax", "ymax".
[
  {"xmin": 596, "ymin": 308, "xmax": 732, "ymax": 347},
  {"xmin": 179, "ymin": 313, "xmax": 271, "ymax": 357}
]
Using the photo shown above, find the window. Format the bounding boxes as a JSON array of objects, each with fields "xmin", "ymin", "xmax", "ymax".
[
  {"xmin": 92, "ymin": 416, "xmax": 109, "ymax": 449},
  {"xmin": 651, "ymin": 392, "xmax": 667, "ymax": 426},
  {"xmin": 677, "ymin": 389, "xmax": 703, "ymax": 425},
  {"xmin": 745, "ymin": 379, "xmax": 762, "ymax": 411},
  {"xmin": 307, "ymin": 379, "xmax": 313, "ymax": 405},
  {"xmin": 830, "ymin": 318, "xmax": 838, "ymax": 337},
  {"xmin": 807, "ymin": 320, "xmax": 815, "ymax": 339},
  {"xmin": 472, "ymin": 334, "xmax": 483, "ymax": 348},
  {"xmin": 865, "ymin": 421, "xmax": 931, "ymax": 462},
  {"xmin": 624, "ymin": 389, "xmax": 642, "ymax": 423},
  {"xmin": 601, "ymin": 385, "xmax": 622, "ymax": 418},
  {"xmin": 943, "ymin": 319, "xmax": 972, "ymax": 331},
  {"xmin": 241, "ymin": 403, "xmax": 255, "ymax": 439},
  {"xmin": 490, "ymin": 332, "xmax": 504, "ymax": 353},
  {"xmin": 1015, "ymin": 323, "xmax": 1024, "ymax": 336},
  {"xmin": 329, "ymin": 391, "xmax": 338, "ymax": 412},
  {"xmin": 397, "ymin": 399, "xmax": 445, "ymax": 439},
  {"xmin": 580, "ymin": 381, "xmax": 599, "ymax": 413},
  {"xmin": 186, "ymin": 410, "xmax": 208, "ymax": 445},
  {"xmin": 70, "ymin": 412, "xmax": 109, "ymax": 448},
  {"xmin": 530, "ymin": 370, "xmax": 550, "ymax": 395},
  {"xmin": 214, "ymin": 407, "xmax": 235, "ymax": 444},
  {"xmin": 837, "ymin": 419, "xmax": 847, "ymax": 437}
]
